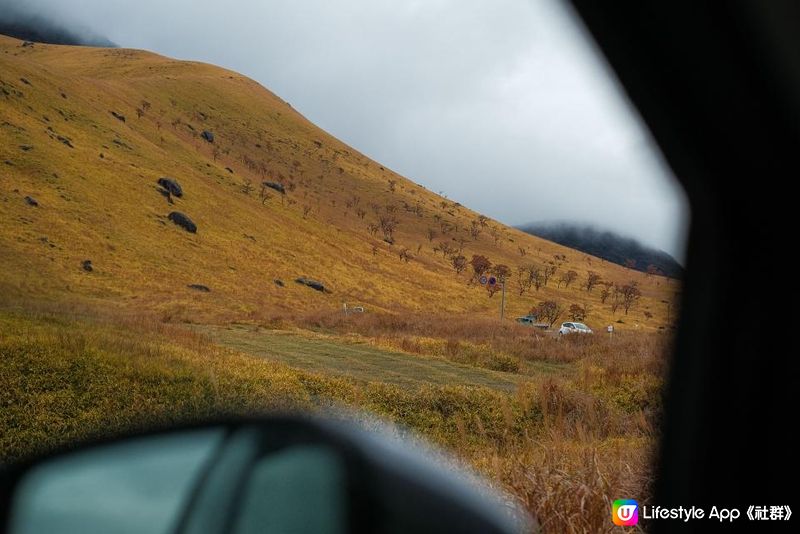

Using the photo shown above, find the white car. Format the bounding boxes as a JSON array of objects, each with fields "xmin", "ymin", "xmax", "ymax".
[{"xmin": 559, "ymin": 322, "xmax": 593, "ymax": 335}]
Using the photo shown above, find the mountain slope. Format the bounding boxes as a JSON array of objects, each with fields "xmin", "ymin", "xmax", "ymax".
[{"xmin": 0, "ymin": 34, "xmax": 678, "ymax": 328}]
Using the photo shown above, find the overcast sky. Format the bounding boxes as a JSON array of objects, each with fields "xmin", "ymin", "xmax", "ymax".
[{"xmin": 3, "ymin": 0, "xmax": 688, "ymax": 258}]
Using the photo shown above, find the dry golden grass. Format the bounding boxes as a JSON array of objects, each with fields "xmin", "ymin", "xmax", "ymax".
[
  {"xmin": 0, "ymin": 305, "xmax": 668, "ymax": 533},
  {"xmin": 1, "ymin": 33, "xmax": 679, "ymax": 328}
]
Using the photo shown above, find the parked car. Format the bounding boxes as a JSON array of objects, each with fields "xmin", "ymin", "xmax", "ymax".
[
  {"xmin": 558, "ymin": 322, "xmax": 593, "ymax": 335},
  {"xmin": 516, "ymin": 315, "xmax": 549, "ymax": 329}
]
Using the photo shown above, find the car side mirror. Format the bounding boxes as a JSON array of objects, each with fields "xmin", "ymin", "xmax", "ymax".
[{"xmin": 1, "ymin": 416, "xmax": 524, "ymax": 534}]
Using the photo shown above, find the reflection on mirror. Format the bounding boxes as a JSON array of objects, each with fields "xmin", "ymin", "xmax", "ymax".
[
  {"xmin": 8, "ymin": 428, "xmax": 352, "ymax": 534},
  {"xmin": 9, "ymin": 429, "xmax": 225, "ymax": 534}
]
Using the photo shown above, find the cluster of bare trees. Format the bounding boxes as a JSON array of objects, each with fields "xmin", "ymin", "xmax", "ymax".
[
  {"xmin": 515, "ymin": 263, "xmax": 558, "ymax": 296},
  {"xmin": 401, "ymin": 201, "xmax": 423, "ymax": 217},
  {"xmin": 610, "ymin": 281, "xmax": 642, "ymax": 315},
  {"xmin": 516, "ymin": 265, "xmax": 541, "ymax": 295},
  {"xmin": 241, "ymin": 154, "xmax": 261, "ymax": 176}
]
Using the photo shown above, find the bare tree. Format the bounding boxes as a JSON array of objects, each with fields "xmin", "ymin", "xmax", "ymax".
[
  {"xmin": 388, "ymin": 179, "xmax": 397, "ymax": 193},
  {"xmin": 532, "ymin": 300, "xmax": 564, "ymax": 328},
  {"xmin": 559, "ymin": 270, "xmax": 578, "ymax": 288},
  {"xmin": 469, "ymin": 255, "xmax": 492, "ymax": 283},
  {"xmin": 478, "ymin": 214, "xmax": 489, "ymax": 227},
  {"xmin": 517, "ymin": 264, "xmax": 544, "ymax": 294},
  {"xmin": 436, "ymin": 241, "xmax": 456, "ymax": 259},
  {"xmin": 585, "ymin": 271, "xmax": 602, "ymax": 293},
  {"xmin": 600, "ymin": 285, "xmax": 611, "ymax": 304},
  {"xmin": 490, "ymin": 227, "xmax": 501, "ymax": 245},
  {"xmin": 516, "ymin": 265, "xmax": 533, "ymax": 295},
  {"xmin": 568, "ymin": 304, "xmax": 587, "ymax": 321},
  {"xmin": 426, "ymin": 227, "xmax": 438, "ymax": 242},
  {"xmin": 611, "ymin": 284, "xmax": 624, "ymax": 314},
  {"xmin": 469, "ymin": 220, "xmax": 481, "ymax": 239},
  {"xmin": 496, "ymin": 263, "xmax": 511, "ymax": 280},
  {"xmin": 542, "ymin": 263, "xmax": 557, "ymax": 287},
  {"xmin": 378, "ymin": 215, "xmax": 398, "ymax": 244},
  {"xmin": 518, "ymin": 246, "xmax": 528, "ymax": 257},
  {"xmin": 532, "ymin": 267, "xmax": 545, "ymax": 291},
  {"xmin": 447, "ymin": 255, "xmax": 466, "ymax": 274},
  {"xmin": 241, "ymin": 179, "xmax": 254, "ymax": 195},
  {"xmin": 619, "ymin": 281, "xmax": 642, "ymax": 314},
  {"xmin": 399, "ymin": 248, "xmax": 412, "ymax": 262},
  {"xmin": 625, "ymin": 258, "xmax": 638, "ymax": 270}
]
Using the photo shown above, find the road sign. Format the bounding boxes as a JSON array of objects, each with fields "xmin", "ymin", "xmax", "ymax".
[
  {"xmin": 479, "ymin": 275, "xmax": 488, "ymax": 285},
  {"xmin": 488, "ymin": 276, "xmax": 497, "ymax": 286}
]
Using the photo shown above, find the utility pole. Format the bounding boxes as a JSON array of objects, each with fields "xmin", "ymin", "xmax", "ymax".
[{"xmin": 500, "ymin": 280, "xmax": 506, "ymax": 320}]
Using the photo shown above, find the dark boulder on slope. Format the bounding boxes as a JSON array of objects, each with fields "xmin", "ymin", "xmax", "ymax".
[
  {"xmin": 262, "ymin": 181, "xmax": 285, "ymax": 194},
  {"xmin": 187, "ymin": 284, "xmax": 210, "ymax": 292},
  {"xmin": 168, "ymin": 212, "xmax": 197, "ymax": 233},
  {"xmin": 295, "ymin": 277, "xmax": 328, "ymax": 293},
  {"xmin": 157, "ymin": 177, "xmax": 183, "ymax": 198},
  {"xmin": 201, "ymin": 130, "xmax": 215, "ymax": 143}
]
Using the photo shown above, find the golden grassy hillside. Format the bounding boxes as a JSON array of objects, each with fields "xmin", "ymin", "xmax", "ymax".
[{"xmin": 0, "ymin": 34, "xmax": 679, "ymax": 328}]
